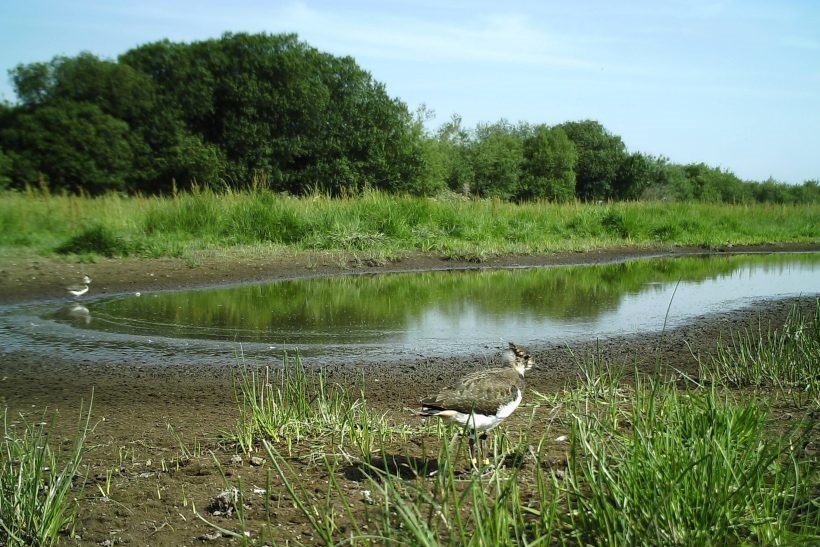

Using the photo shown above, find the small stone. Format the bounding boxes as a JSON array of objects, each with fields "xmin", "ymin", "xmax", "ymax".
[
  {"xmin": 230, "ymin": 455, "xmax": 242, "ymax": 465},
  {"xmin": 250, "ymin": 456, "xmax": 265, "ymax": 467},
  {"xmin": 208, "ymin": 488, "xmax": 238, "ymax": 515}
]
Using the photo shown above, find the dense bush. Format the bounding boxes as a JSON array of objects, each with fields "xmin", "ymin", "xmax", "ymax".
[{"xmin": 0, "ymin": 33, "xmax": 816, "ymax": 204}]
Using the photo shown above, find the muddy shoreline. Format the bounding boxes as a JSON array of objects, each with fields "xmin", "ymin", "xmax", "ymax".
[
  {"xmin": 2, "ymin": 243, "xmax": 817, "ymax": 305},
  {"xmin": 2, "ymin": 244, "xmax": 817, "ymax": 413},
  {"xmin": 1, "ymin": 245, "xmax": 817, "ymax": 545}
]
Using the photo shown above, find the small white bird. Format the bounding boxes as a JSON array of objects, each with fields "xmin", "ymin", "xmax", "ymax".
[{"xmin": 66, "ymin": 275, "xmax": 92, "ymax": 298}]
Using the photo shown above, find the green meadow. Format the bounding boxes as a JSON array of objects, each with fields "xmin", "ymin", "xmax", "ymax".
[{"xmin": 1, "ymin": 189, "xmax": 818, "ymax": 262}]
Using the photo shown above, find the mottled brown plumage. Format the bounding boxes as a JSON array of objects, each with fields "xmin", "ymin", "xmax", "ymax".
[{"xmin": 420, "ymin": 366, "xmax": 525, "ymax": 417}]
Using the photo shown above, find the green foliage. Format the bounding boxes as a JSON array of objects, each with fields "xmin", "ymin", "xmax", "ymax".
[
  {"xmin": 613, "ymin": 152, "xmax": 653, "ymax": 200},
  {"xmin": 2, "ymin": 190, "xmax": 818, "ymax": 258},
  {"xmin": 469, "ymin": 120, "xmax": 525, "ymax": 199},
  {"xmin": 684, "ymin": 162, "xmax": 751, "ymax": 203},
  {"xmin": 259, "ymin": 343, "xmax": 817, "ymax": 545},
  {"xmin": 0, "ymin": 101, "xmax": 134, "ymax": 193},
  {"xmin": 231, "ymin": 351, "xmax": 413, "ymax": 460},
  {"xmin": 54, "ymin": 224, "xmax": 134, "ymax": 257},
  {"xmin": 434, "ymin": 114, "xmax": 476, "ymax": 195},
  {"xmin": 1, "ymin": 33, "xmax": 423, "ymax": 195},
  {"xmin": 520, "ymin": 125, "xmax": 577, "ymax": 202},
  {"xmin": 2, "ymin": 34, "xmax": 815, "ymax": 204},
  {"xmin": 0, "ymin": 148, "xmax": 11, "ymax": 190},
  {"xmin": 559, "ymin": 119, "xmax": 627, "ymax": 201},
  {"xmin": 701, "ymin": 300, "xmax": 820, "ymax": 407},
  {"xmin": 121, "ymin": 32, "xmax": 424, "ymax": 195}
]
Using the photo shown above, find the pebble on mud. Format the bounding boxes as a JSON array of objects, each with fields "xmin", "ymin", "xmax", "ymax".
[{"xmin": 208, "ymin": 487, "xmax": 239, "ymax": 516}]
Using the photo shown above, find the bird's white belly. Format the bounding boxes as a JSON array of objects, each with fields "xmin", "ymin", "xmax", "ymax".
[
  {"xmin": 446, "ymin": 389, "xmax": 522, "ymax": 432},
  {"xmin": 496, "ymin": 389, "xmax": 523, "ymax": 418}
]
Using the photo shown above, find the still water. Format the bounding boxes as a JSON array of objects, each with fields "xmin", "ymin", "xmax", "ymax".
[{"xmin": 1, "ymin": 253, "xmax": 818, "ymax": 365}]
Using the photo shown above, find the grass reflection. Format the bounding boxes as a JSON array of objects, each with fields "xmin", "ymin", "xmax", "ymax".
[{"xmin": 67, "ymin": 253, "xmax": 819, "ymax": 346}]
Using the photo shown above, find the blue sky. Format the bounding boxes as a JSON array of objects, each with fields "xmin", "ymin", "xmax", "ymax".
[{"xmin": 2, "ymin": 0, "xmax": 818, "ymax": 184}]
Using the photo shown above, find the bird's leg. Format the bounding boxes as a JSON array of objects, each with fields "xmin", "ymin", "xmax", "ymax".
[
  {"xmin": 468, "ymin": 432, "xmax": 478, "ymax": 471},
  {"xmin": 480, "ymin": 433, "xmax": 490, "ymax": 466}
]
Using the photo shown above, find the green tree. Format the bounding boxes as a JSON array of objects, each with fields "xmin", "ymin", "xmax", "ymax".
[
  {"xmin": 558, "ymin": 120, "xmax": 627, "ymax": 201},
  {"xmin": 408, "ymin": 106, "xmax": 448, "ymax": 196},
  {"xmin": 434, "ymin": 114, "xmax": 475, "ymax": 195},
  {"xmin": 791, "ymin": 179, "xmax": 819, "ymax": 203},
  {"xmin": 122, "ymin": 32, "xmax": 424, "ymax": 195},
  {"xmin": 640, "ymin": 158, "xmax": 695, "ymax": 201},
  {"xmin": 682, "ymin": 163, "xmax": 750, "ymax": 203},
  {"xmin": 0, "ymin": 101, "xmax": 134, "ymax": 193},
  {"xmin": 519, "ymin": 125, "xmax": 577, "ymax": 202},
  {"xmin": 8, "ymin": 61, "xmax": 53, "ymax": 106},
  {"xmin": 613, "ymin": 152, "xmax": 653, "ymax": 200},
  {"xmin": 469, "ymin": 120, "xmax": 524, "ymax": 199},
  {"xmin": 6, "ymin": 52, "xmax": 224, "ymax": 192},
  {"xmin": 0, "ymin": 148, "xmax": 11, "ymax": 190}
]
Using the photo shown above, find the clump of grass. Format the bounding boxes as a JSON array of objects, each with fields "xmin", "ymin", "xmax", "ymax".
[
  {"xmin": 230, "ymin": 342, "xmax": 818, "ymax": 545},
  {"xmin": 700, "ymin": 299, "xmax": 820, "ymax": 406},
  {"xmin": 0, "ymin": 399, "xmax": 92, "ymax": 547},
  {"xmin": 54, "ymin": 223, "xmax": 136, "ymax": 257},
  {"xmin": 559, "ymin": 376, "xmax": 818, "ymax": 545},
  {"xmin": 231, "ymin": 350, "xmax": 413, "ymax": 461}
]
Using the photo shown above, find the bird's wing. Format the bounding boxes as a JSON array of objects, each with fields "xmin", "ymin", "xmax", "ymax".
[{"xmin": 421, "ymin": 368, "xmax": 523, "ymax": 416}]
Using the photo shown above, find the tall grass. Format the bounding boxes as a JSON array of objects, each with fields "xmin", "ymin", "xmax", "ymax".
[
  {"xmin": 700, "ymin": 299, "xmax": 820, "ymax": 407},
  {"xmin": 263, "ymin": 430, "xmax": 561, "ymax": 545},
  {"xmin": 0, "ymin": 400, "xmax": 92, "ymax": 546},
  {"xmin": 559, "ymin": 377, "xmax": 818, "ymax": 545},
  {"xmin": 2, "ymin": 188, "xmax": 817, "ymax": 259},
  {"xmin": 231, "ymin": 350, "xmax": 414, "ymax": 461}
]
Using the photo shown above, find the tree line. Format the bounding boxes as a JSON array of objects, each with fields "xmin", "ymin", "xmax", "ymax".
[{"xmin": 0, "ymin": 32, "xmax": 817, "ymax": 204}]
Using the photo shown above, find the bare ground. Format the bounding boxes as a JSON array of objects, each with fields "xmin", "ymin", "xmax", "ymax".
[{"xmin": 1, "ymin": 244, "xmax": 817, "ymax": 546}]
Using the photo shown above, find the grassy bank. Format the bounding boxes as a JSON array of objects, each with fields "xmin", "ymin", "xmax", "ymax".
[{"xmin": 1, "ymin": 189, "xmax": 818, "ymax": 261}]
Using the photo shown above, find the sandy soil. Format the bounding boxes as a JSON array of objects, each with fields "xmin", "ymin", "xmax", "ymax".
[{"xmin": 1, "ymin": 244, "xmax": 817, "ymax": 546}]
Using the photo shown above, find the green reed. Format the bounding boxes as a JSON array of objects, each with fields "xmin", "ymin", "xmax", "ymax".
[
  {"xmin": 231, "ymin": 350, "xmax": 415, "ymax": 461},
  {"xmin": 0, "ymin": 399, "xmax": 92, "ymax": 546},
  {"xmin": 700, "ymin": 299, "xmax": 820, "ymax": 407}
]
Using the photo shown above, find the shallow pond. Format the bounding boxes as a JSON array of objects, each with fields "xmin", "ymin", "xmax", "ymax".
[{"xmin": 1, "ymin": 253, "xmax": 818, "ymax": 365}]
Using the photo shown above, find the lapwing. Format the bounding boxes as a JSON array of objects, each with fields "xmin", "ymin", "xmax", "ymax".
[
  {"xmin": 66, "ymin": 275, "xmax": 92, "ymax": 298},
  {"xmin": 415, "ymin": 342, "xmax": 535, "ymax": 470}
]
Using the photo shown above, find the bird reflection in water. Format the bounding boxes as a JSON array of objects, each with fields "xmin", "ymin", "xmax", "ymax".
[{"xmin": 60, "ymin": 303, "xmax": 92, "ymax": 325}]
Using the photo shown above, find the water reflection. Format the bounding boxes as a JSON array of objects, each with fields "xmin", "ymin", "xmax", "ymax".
[
  {"xmin": 62, "ymin": 303, "xmax": 92, "ymax": 325},
  {"xmin": 1, "ymin": 253, "xmax": 818, "ymax": 365},
  {"xmin": 82, "ymin": 253, "xmax": 819, "ymax": 340}
]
